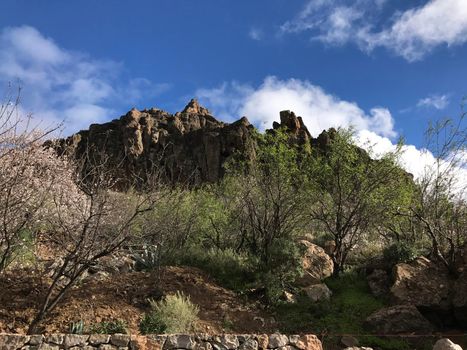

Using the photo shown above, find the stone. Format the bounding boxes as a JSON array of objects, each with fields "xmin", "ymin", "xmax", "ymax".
[
  {"xmin": 28, "ymin": 335, "xmax": 44, "ymax": 346},
  {"xmin": 257, "ymin": 335, "xmax": 269, "ymax": 350},
  {"xmin": 239, "ymin": 339, "xmax": 258, "ymax": 350},
  {"xmin": 343, "ymin": 348, "xmax": 373, "ymax": 350},
  {"xmin": 63, "ymin": 334, "xmax": 89, "ymax": 348},
  {"xmin": 195, "ymin": 342, "xmax": 213, "ymax": 350},
  {"xmin": 295, "ymin": 241, "xmax": 334, "ymax": 286},
  {"xmin": 110, "ymin": 334, "xmax": 130, "ymax": 347},
  {"xmin": 99, "ymin": 345, "xmax": 117, "ymax": 350},
  {"xmin": 288, "ymin": 335, "xmax": 322, "ymax": 350},
  {"xmin": 367, "ymin": 269, "xmax": 390, "ymax": 297},
  {"xmin": 0, "ymin": 334, "xmax": 30, "ymax": 350},
  {"xmin": 268, "ymin": 334, "xmax": 289, "ymax": 348},
  {"xmin": 164, "ymin": 335, "xmax": 196, "ymax": 349},
  {"xmin": 46, "ymin": 335, "xmax": 64, "ymax": 345},
  {"xmin": 341, "ymin": 336, "xmax": 359, "ymax": 347},
  {"xmin": 38, "ymin": 344, "xmax": 59, "ymax": 350},
  {"xmin": 89, "ymin": 334, "xmax": 111, "ymax": 345},
  {"xmin": 390, "ymin": 257, "xmax": 451, "ymax": 309},
  {"xmin": 212, "ymin": 335, "xmax": 239, "ymax": 349},
  {"xmin": 303, "ymin": 283, "xmax": 332, "ymax": 302},
  {"xmin": 365, "ymin": 305, "xmax": 433, "ymax": 334},
  {"xmin": 432, "ymin": 338, "xmax": 463, "ymax": 350}
]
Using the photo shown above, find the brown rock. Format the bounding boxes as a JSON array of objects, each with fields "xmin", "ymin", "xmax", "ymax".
[
  {"xmin": 295, "ymin": 240, "xmax": 334, "ymax": 286},
  {"xmin": 390, "ymin": 257, "xmax": 451, "ymax": 309},
  {"xmin": 365, "ymin": 304, "xmax": 433, "ymax": 334}
]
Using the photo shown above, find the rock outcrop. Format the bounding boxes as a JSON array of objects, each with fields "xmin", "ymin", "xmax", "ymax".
[{"xmin": 53, "ymin": 100, "xmax": 339, "ymax": 187}]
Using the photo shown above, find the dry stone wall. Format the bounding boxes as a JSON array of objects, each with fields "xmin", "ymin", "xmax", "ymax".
[{"xmin": 0, "ymin": 333, "xmax": 323, "ymax": 350}]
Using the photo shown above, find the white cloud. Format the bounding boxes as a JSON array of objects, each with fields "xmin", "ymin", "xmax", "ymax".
[
  {"xmin": 281, "ymin": 0, "xmax": 467, "ymax": 61},
  {"xmin": 197, "ymin": 76, "xmax": 465, "ymax": 194},
  {"xmin": 0, "ymin": 26, "xmax": 169, "ymax": 135},
  {"xmin": 248, "ymin": 28, "xmax": 263, "ymax": 41},
  {"xmin": 417, "ymin": 94, "xmax": 450, "ymax": 110},
  {"xmin": 356, "ymin": 130, "xmax": 467, "ymax": 195},
  {"xmin": 197, "ymin": 76, "xmax": 397, "ymax": 138}
]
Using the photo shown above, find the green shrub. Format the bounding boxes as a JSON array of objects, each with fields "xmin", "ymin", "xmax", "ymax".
[
  {"xmin": 89, "ymin": 320, "xmax": 127, "ymax": 334},
  {"xmin": 69, "ymin": 320, "xmax": 85, "ymax": 334},
  {"xmin": 140, "ymin": 292, "xmax": 199, "ymax": 334},
  {"xmin": 170, "ymin": 247, "xmax": 257, "ymax": 291},
  {"xmin": 383, "ymin": 242, "xmax": 419, "ymax": 266}
]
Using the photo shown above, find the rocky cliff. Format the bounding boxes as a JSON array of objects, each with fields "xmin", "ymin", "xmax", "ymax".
[{"xmin": 55, "ymin": 99, "xmax": 332, "ymax": 186}]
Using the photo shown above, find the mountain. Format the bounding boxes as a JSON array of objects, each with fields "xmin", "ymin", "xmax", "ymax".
[{"xmin": 53, "ymin": 99, "xmax": 335, "ymax": 186}]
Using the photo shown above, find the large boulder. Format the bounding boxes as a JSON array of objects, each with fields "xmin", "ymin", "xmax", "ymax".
[
  {"xmin": 365, "ymin": 305, "xmax": 433, "ymax": 334},
  {"xmin": 433, "ymin": 339, "xmax": 463, "ymax": 350},
  {"xmin": 303, "ymin": 283, "xmax": 332, "ymax": 302},
  {"xmin": 390, "ymin": 257, "xmax": 451, "ymax": 309},
  {"xmin": 295, "ymin": 240, "xmax": 334, "ymax": 286}
]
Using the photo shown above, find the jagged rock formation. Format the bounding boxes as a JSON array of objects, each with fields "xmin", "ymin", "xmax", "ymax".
[{"xmin": 55, "ymin": 99, "xmax": 332, "ymax": 186}]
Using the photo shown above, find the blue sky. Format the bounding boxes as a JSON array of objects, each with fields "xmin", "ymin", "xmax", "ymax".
[{"xmin": 0, "ymin": 0, "xmax": 466, "ymax": 176}]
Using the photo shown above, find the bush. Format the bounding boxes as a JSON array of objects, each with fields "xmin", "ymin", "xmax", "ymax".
[
  {"xmin": 170, "ymin": 247, "xmax": 257, "ymax": 291},
  {"xmin": 89, "ymin": 320, "xmax": 127, "ymax": 334},
  {"xmin": 383, "ymin": 242, "xmax": 419, "ymax": 266},
  {"xmin": 140, "ymin": 292, "xmax": 199, "ymax": 334}
]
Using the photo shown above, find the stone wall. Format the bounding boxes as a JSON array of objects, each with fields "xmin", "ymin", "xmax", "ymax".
[{"xmin": 0, "ymin": 333, "xmax": 323, "ymax": 350}]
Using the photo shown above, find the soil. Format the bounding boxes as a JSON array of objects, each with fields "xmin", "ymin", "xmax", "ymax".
[{"xmin": 0, "ymin": 266, "xmax": 278, "ymax": 335}]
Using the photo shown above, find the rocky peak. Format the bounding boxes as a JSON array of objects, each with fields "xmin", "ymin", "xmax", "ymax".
[
  {"xmin": 182, "ymin": 98, "xmax": 210, "ymax": 116},
  {"xmin": 272, "ymin": 110, "xmax": 312, "ymax": 148}
]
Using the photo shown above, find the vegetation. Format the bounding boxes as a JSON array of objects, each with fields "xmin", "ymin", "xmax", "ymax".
[
  {"xmin": 140, "ymin": 292, "xmax": 199, "ymax": 334},
  {"xmin": 1, "ymin": 85, "xmax": 466, "ymax": 345}
]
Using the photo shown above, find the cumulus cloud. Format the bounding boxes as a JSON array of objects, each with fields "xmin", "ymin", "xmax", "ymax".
[
  {"xmin": 197, "ymin": 76, "xmax": 396, "ymax": 138},
  {"xmin": 280, "ymin": 0, "xmax": 467, "ymax": 61},
  {"xmin": 196, "ymin": 76, "xmax": 465, "ymax": 191},
  {"xmin": 417, "ymin": 94, "xmax": 450, "ymax": 110},
  {"xmin": 0, "ymin": 26, "xmax": 169, "ymax": 135}
]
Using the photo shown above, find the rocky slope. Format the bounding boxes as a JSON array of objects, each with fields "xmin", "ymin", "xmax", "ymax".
[{"xmin": 54, "ymin": 99, "xmax": 333, "ymax": 186}]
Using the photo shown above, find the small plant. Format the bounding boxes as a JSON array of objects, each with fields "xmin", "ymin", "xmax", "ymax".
[
  {"xmin": 132, "ymin": 244, "xmax": 160, "ymax": 271},
  {"xmin": 69, "ymin": 320, "xmax": 85, "ymax": 334},
  {"xmin": 89, "ymin": 320, "xmax": 127, "ymax": 334},
  {"xmin": 139, "ymin": 291, "xmax": 199, "ymax": 334},
  {"xmin": 383, "ymin": 242, "xmax": 419, "ymax": 266}
]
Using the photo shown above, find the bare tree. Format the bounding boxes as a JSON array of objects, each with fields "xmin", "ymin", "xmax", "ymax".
[
  {"xmin": 27, "ymin": 145, "xmax": 165, "ymax": 334},
  {"xmin": 405, "ymin": 101, "xmax": 467, "ymax": 274},
  {"xmin": 0, "ymin": 84, "xmax": 58, "ymax": 271}
]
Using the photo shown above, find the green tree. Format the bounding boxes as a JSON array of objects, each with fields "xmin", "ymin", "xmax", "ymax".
[{"xmin": 306, "ymin": 128, "xmax": 413, "ymax": 275}]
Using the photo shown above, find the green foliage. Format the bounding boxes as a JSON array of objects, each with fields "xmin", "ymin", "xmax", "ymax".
[
  {"xmin": 170, "ymin": 247, "xmax": 256, "ymax": 291},
  {"xmin": 260, "ymin": 238, "xmax": 304, "ymax": 304},
  {"xmin": 140, "ymin": 292, "xmax": 199, "ymax": 334},
  {"xmin": 68, "ymin": 320, "xmax": 85, "ymax": 334},
  {"xmin": 383, "ymin": 241, "xmax": 419, "ymax": 266},
  {"xmin": 88, "ymin": 320, "xmax": 127, "ymax": 334},
  {"xmin": 132, "ymin": 244, "xmax": 160, "ymax": 271}
]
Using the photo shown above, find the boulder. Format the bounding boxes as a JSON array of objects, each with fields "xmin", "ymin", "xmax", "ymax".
[
  {"xmin": 390, "ymin": 257, "xmax": 451, "ymax": 309},
  {"xmin": 433, "ymin": 339, "xmax": 463, "ymax": 350},
  {"xmin": 341, "ymin": 336, "xmax": 359, "ymax": 348},
  {"xmin": 365, "ymin": 304, "xmax": 433, "ymax": 334},
  {"xmin": 303, "ymin": 283, "xmax": 332, "ymax": 302},
  {"xmin": 296, "ymin": 240, "xmax": 334, "ymax": 286}
]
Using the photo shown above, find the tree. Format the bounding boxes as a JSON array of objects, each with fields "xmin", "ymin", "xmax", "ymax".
[
  {"xmin": 27, "ymin": 146, "xmax": 164, "ymax": 334},
  {"xmin": 404, "ymin": 103, "xmax": 467, "ymax": 275},
  {"xmin": 306, "ymin": 128, "xmax": 412, "ymax": 275},
  {"xmin": 0, "ymin": 84, "xmax": 58, "ymax": 272}
]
